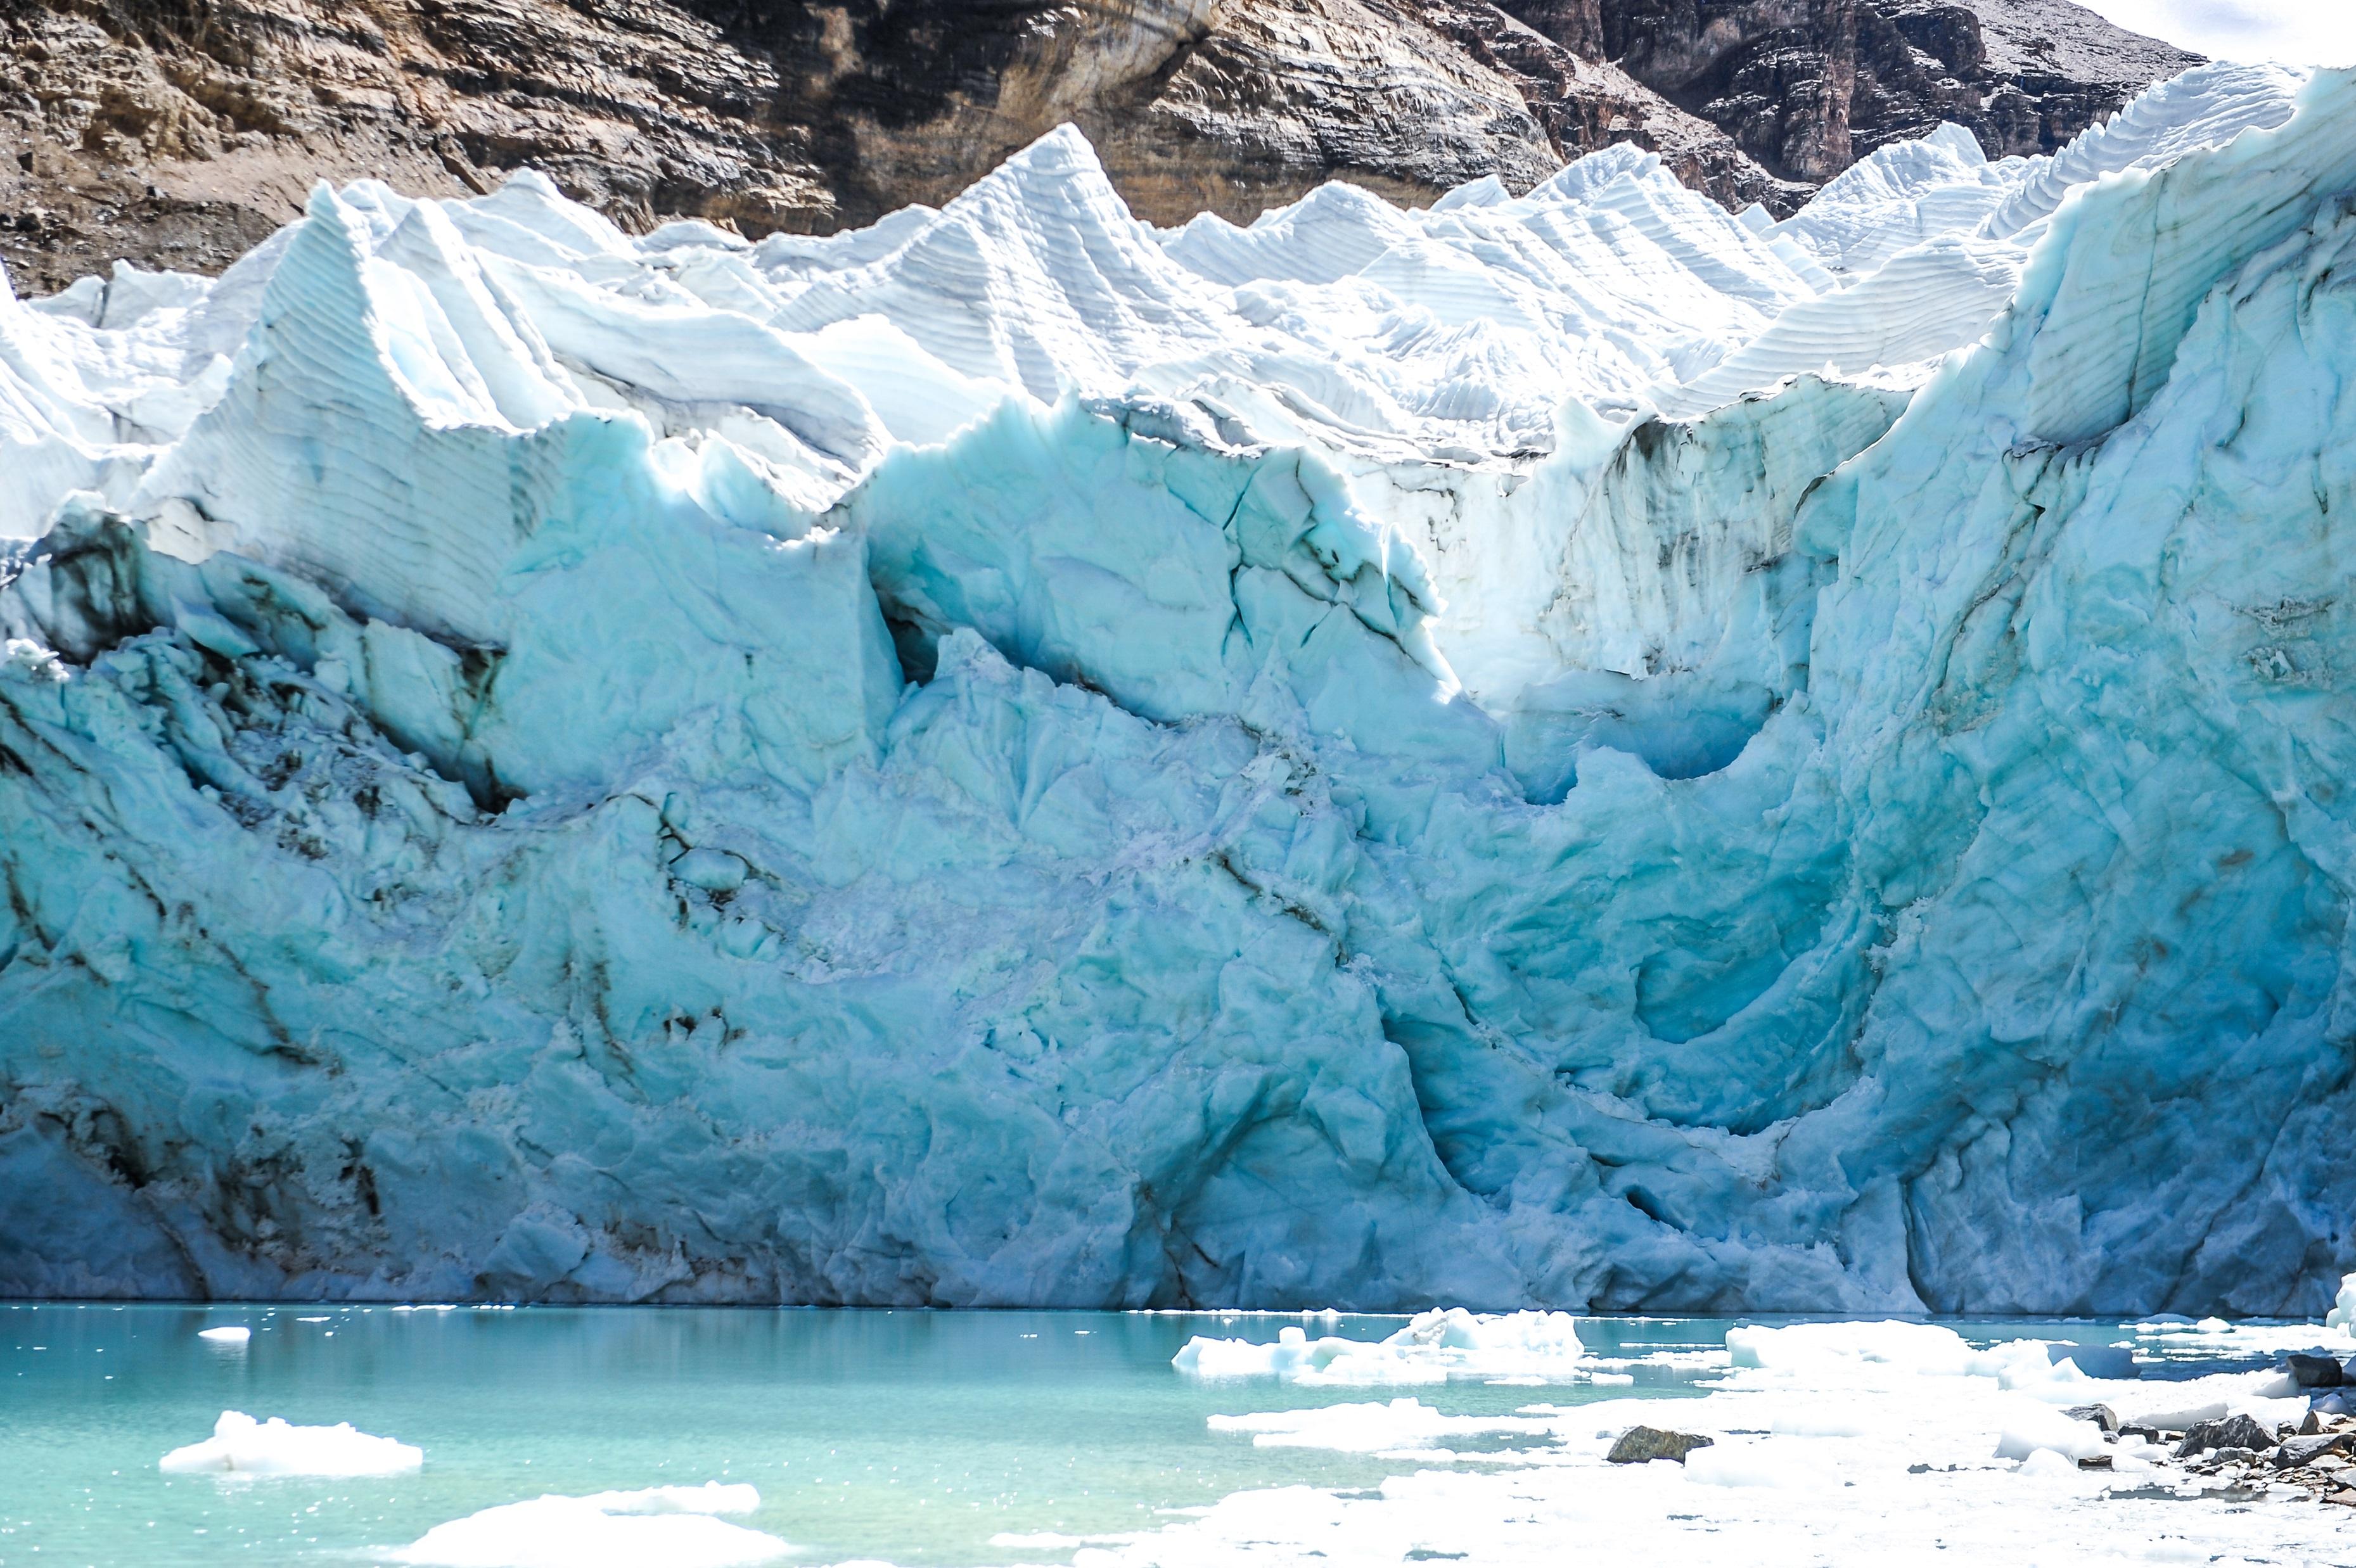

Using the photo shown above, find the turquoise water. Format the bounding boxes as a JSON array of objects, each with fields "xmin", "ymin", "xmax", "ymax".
[
  {"xmin": 0, "ymin": 1305, "xmax": 1649, "ymax": 1567},
  {"xmin": 0, "ymin": 1306, "xmax": 2266, "ymax": 1567}
]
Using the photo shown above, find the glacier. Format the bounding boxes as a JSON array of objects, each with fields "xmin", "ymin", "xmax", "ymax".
[{"xmin": 2, "ymin": 60, "xmax": 2354, "ymax": 1314}]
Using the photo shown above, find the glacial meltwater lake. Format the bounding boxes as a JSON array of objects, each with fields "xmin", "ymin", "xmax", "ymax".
[{"xmin": 0, "ymin": 1304, "xmax": 2307, "ymax": 1567}]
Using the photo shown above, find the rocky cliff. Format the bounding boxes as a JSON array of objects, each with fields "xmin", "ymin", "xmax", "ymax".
[
  {"xmin": 1555, "ymin": 1, "xmax": 2203, "ymax": 182},
  {"xmin": 0, "ymin": 0, "xmax": 2197, "ymax": 302}
]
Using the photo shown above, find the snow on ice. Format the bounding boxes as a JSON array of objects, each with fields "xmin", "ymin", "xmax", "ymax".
[{"xmin": 2, "ymin": 61, "xmax": 2355, "ymax": 1314}]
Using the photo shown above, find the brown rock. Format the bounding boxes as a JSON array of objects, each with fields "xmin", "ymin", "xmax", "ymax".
[
  {"xmin": 1518, "ymin": 0, "xmax": 2204, "ymax": 191},
  {"xmin": 1607, "ymin": 1424, "xmax": 1715, "ymax": 1463}
]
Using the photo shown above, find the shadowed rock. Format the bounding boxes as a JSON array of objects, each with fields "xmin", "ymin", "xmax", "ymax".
[{"xmin": 2177, "ymin": 1415, "xmax": 2281, "ymax": 1460}]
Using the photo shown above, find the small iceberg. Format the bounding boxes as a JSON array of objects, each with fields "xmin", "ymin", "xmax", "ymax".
[
  {"xmin": 1173, "ymin": 1307, "xmax": 1589, "ymax": 1384},
  {"xmin": 196, "ymin": 1326, "xmax": 251, "ymax": 1345},
  {"xmin": 390, "ymin": 1483, "xmax": 788, "ymax": 1568},
  {"xmin": 159, "ymin": 1410, "xmax": 423, "ymax": 1476}
]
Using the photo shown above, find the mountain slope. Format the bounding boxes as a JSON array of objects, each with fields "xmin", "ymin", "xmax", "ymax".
[
  {"xmin": 1553, "ymin": 0, "xmax": 2203, "ymax": 182},
  {"xmin": 2, "ymin": 0, "xmax": 2193, "ymax": 293}
]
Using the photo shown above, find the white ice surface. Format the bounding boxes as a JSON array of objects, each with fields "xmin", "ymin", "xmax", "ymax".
[
  {"xmin": 390, "ymin": 1484, "xmax": 785, "ymax": 1568},
  {"xmin": 157, "ymin": 1410, "xmax": 423, "ymax": 1476},
  {"xmin": 1083, "ymin": 1304, "xmax": 2356, "ymax": 1568},
  {"xmin": 4, "ymin": 66, "xmax": 2356, "ymax": 1315}
]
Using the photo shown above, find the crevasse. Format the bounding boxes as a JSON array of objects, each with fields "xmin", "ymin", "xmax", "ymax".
[{"xmin": 1, "ymin": 63, "xmax": 2350, "ymax": 1315}]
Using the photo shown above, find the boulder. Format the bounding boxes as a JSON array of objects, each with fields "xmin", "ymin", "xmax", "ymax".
[
  {"xmin": 1606, "ymin": 1426, "xmax": 1715, "ymax": 1464},
  {"xmin": 2177, "ymin": 1414, "xmax": 2279, "ymax": 1460},
  {"xmin": 2274, "ymin": 1433, "xmax": 2355, "ymax": 1469},
  {"xmin": 2064, "ymin": 1404, "xmax": 2121, "ymax": 1434},
  {"xmin": 2288, "ymin": 1354, "xmax": 2346, "ymax": 1388}
]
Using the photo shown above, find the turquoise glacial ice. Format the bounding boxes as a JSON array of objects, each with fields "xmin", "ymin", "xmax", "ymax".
[{"xmin": 1, "ymin": 64, "xmax": 2352, "ymax": 1313}]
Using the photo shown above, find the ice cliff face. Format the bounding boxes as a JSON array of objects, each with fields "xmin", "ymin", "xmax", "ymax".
[{"xmin": 3, "ymin": 63, "xmax": 2352, "ymax": 1313}]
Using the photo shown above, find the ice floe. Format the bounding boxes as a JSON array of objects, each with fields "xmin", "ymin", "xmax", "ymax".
[
  {"xmin": 390, "ymin": 1482, "xmax": 788, "ymax": 1568},
  {"xmin": 1175, "ymin": 1308, "xmax": 1590, "ymax": 1384},
  {"xmin": 1131, "ymin": 1291, "xmax": 2356, "ymax": 1565},
  {"xmin": 158, "ymin": 1410, "xmax": 423, "ymax": 1476}
]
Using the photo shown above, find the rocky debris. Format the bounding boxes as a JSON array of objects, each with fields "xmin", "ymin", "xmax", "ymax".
[
  {"xmin": 1, "ymin": 0, "xmax": 2202, "ymax": 289},
  {"xmin": 2288, "ymin": 1353, "xmax": 2349, "ymax": 1387},
  {"xmin": 2178, "ymin": 1415, "xmax": 2282, "ymax": 1460},
  {"xmin": 1606, "ymin": 1425, "xmax": 1715, "ymax": 1463},
  {"xmin": 2092, "ymin": 1408, "xmax": 2356, "ymax": 1504},
  {"xmin": 2274, "ymin": 1433, "xmax": 2355, "ymax": 1469}
]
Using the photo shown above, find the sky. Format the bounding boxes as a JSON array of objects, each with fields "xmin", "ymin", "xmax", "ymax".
[{"xmin": 2076, "ymin": 0, "xmax": 2356, "ymax": 65}]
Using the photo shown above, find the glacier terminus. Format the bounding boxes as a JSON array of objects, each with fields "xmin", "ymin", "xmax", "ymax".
[{"xmin": 3, "ymin": 60, "xmax": 2354, "ymax": 1317}]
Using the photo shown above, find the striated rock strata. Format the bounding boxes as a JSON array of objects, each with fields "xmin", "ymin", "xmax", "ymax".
[
  {"xmin": 1, "ymin": 0, "xmax": 2194, "ymax": 292},
  {"xmin": 1551, "ymin": 0, "xmax": 2204, "ymax": 184}
]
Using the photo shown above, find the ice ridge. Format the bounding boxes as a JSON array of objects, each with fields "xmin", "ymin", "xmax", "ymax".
[{"xmin": 2, "ymin": 66, "xmax": 2354, "ymax": 1313}]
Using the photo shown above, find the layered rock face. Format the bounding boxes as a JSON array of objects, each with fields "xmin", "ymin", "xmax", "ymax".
[
  {"xmin": 0, "ymin": 0, "xmax": 830, "ymax": 295},
  {"xmin": 1550, "ymin": 0, "xmax": 2203, "ymax": 183},
  {"xmin": 1, "ymin": 0, "xmax": 2190, "ymax": 292}
]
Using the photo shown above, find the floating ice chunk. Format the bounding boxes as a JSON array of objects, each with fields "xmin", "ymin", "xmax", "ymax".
[
  {"xmin": 2049, "ymin": 1343, "xmax": 2137, "ymax": 1380},
  {"xmin": 159, "ymin": 1410, "xmax": 423, "ymax": 1476},
  {"xmin": 1992, "ymin": 1401, "xmax": 2108, "ymax": 1463},
  {"xmin": 195, "ymin": 1325, "xmax": 251, "ymax": 1344},
  {"xmin": 2014, "ymin": 1447, "xmax": 2082, "ymax": 1481},
  {"xmin": 2327, "ymin": 1272, "xmax": 2356, "ymax": 1332},
  {"xmin": 1724, "ymin": 1324, "xmax": 2136, "ymax": 1400},
  {"xmin": 392, "ymin": 1484, "xmax": 783, "ymax": 1568},
  {"xmin": 1174, "ymin": 1325, "xmax": 1439, "ymax": 1382},
  {"xmin": 989, "ymin": 1530, "xmax": 1144, "ymax": 1550},
  {"xmin": 2123, "ymin": 1398, "xmax": 2229, "ymax": 1431},
  {"xmin": 1174, "ymin": 1308, "xmax": 1587, "ymax": 1384},
  {"xmin": 1725, "ymin": 1320, "xmax": 1975, "ymax": 1377},
  {"xmin": 2115, "ymin": 1369, "xmax": 2307, "ymax": 1431}
]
